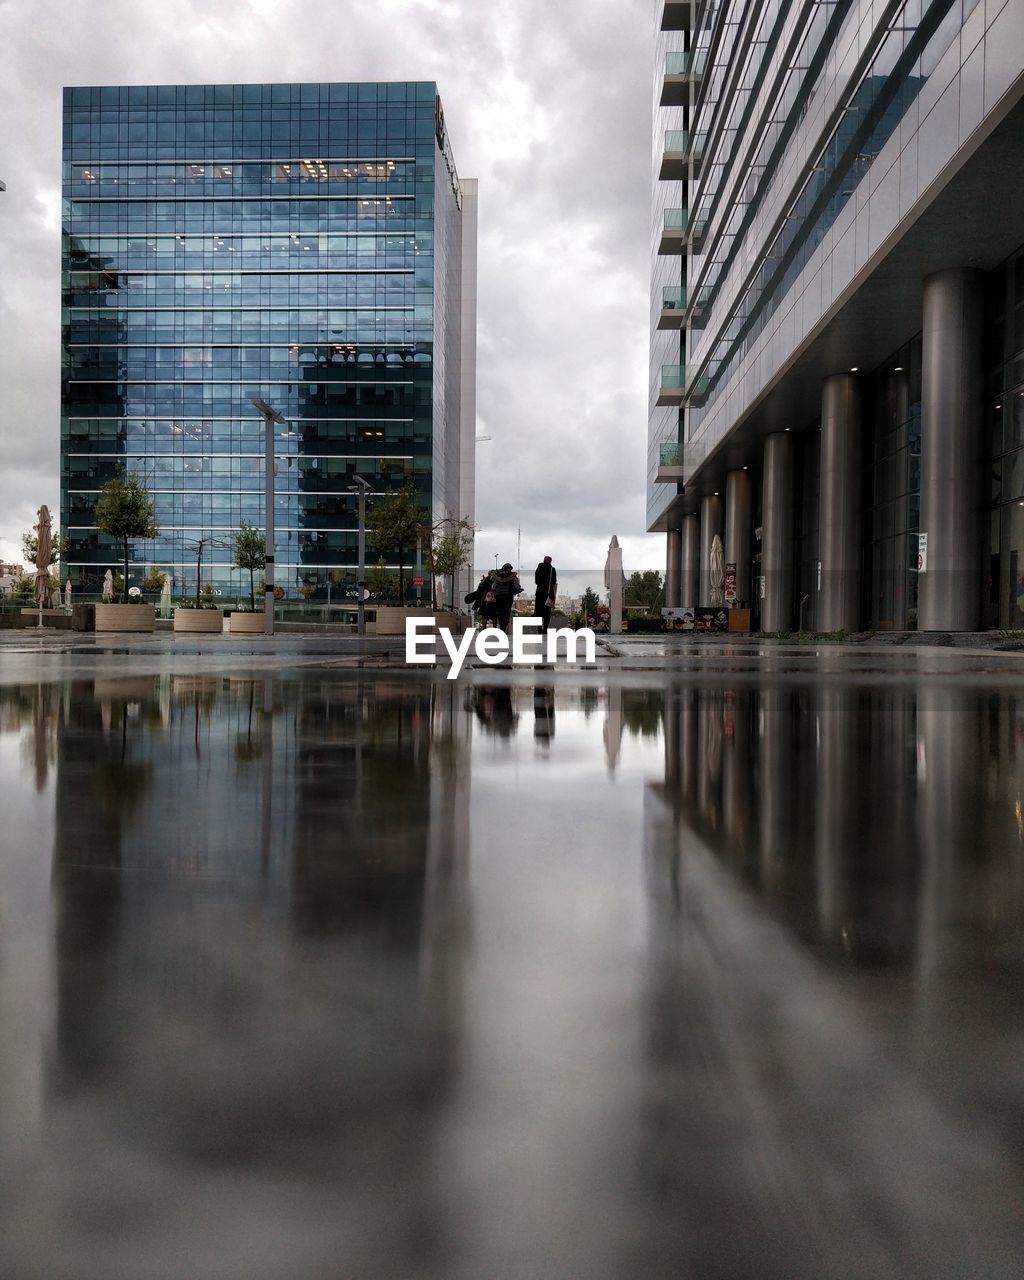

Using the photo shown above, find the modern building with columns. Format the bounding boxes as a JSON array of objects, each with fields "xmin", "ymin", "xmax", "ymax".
[{"xmin": 649, "ymin": 0, "xmax": 1024, "ymax": 630}]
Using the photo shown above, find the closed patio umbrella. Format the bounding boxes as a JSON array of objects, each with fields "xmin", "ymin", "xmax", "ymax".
[
  {"xmin": 709, "ymin": 533, "xmax": 726, "ymax": 607},
  {"xmin": 34, "ymin": 505, "xmax": 52, "ymax": 624}
]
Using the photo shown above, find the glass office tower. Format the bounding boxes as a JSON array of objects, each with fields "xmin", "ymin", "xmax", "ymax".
[
  {"xmin": 61, "ymin": 82, "xmax": 477, "ymax": 602},
  {"xmin": 650, "ymin": 0, "xmax": 1024, "ymax": 630}
]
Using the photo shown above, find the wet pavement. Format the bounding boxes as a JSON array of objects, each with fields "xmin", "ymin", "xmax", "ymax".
[{"xmin": 1, "ymin": 652, "xmax": 1023, "ymax": 1277}]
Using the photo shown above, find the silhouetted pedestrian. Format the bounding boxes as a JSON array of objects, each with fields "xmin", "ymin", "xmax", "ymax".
[
  {"xmin": 534, "ymin": 556, "xmax": 557, "ymax": 630},
  {"xmin": 490, "ymin": 562, "xmax": 523, "ymax": 631}
]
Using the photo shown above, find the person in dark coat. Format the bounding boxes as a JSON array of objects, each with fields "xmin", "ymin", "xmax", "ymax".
[
  {"xmin": 490, "ymin": 562, "xmax": 523, "ymax": 631},
  {"xmin": 465, "ymin": 571, "xmax": 497, "ymax": 627},
  {"xmin": 534, "ymin": 556, "xmax": 557, "ymax": 630}
]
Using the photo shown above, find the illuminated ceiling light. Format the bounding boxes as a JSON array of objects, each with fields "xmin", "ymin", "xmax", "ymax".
[
  {"xmin": 894, "ymin": 365, "xmax": 903, "ymax": 372},
  {"xmin": 850, "ymin": 366, "xmax": 859, "ymax": 372}
]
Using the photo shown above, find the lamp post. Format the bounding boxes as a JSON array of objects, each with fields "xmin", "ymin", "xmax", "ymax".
[
  {"xmin": 348, "ymin": 476, "xmax": 370, "ymax": 637},
  {"xmin": 251, "ymin": 397, "xmax": 285, "ymax": 636}
]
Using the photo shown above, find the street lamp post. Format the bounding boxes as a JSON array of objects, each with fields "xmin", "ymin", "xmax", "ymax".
[
  {"xmin": 251, "ymin": 398, "xmax": 286, "ymax": 636},
  {"xmin": 348, "ymin": 476, "xmax": 370, "ymax": 637}
]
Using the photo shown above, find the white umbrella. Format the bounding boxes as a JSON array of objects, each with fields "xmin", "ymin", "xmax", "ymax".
[
  {"xmin": 102, "ymin": 570, "xmax": 114, "ymax": 601},
  {"xmin": 34, "ymin": 505, "xmax": 52, "ymax": 612},
  {"xmin": 709, "ymin": 533, "xmax": 726, "ymax": 607},
  {"xmin": 64, "ymin": 579, "xmax": 72, "ymax": 610},
  {"xmin": 160, "ymin": 573, "xmax": 171, "ymax": 619}
]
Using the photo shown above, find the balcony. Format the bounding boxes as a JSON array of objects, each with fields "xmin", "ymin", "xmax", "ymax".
[
  {"xmin": 658, "ymin": 207, "xmax": 688, "ymax": 255},
  {"xmin": 658, "ymin": 285, "xmax": 687, "ymax": 330},
  {"xmin": 656, "ymin": 365, "xmax": 688, "ymax": 407},
  {"xmin": 656, "ymin": 441, "xmax": 686, "ymax": 483},
  {"xmin": 689, "ymin": 211, "xmax": 709, "ymax": 252},
  {"xmin": 687, "ymin": 283, "xmax": 713, "ymax": 329},
  {"xmin": 661, "ymin": 0, "xmax": 694, "ymax": 31},
  {"xmin": 658, "ymin": 129, "xmax": 689, "ymax": 181},
  {"xmin": 661, "ymin": 51, "xmax": 705, "ymax": 107},
  {"xmin": 690, "ymin": 130, "xmax": 708, "ymax": 179}
]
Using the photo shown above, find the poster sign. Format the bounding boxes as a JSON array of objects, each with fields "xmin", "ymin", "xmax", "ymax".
[
  {"xmin": 917, "ymin": 533, "xmax": 928, "ymax": 573},
  {"xmin": 724, "ymin": 562, "xmax": 737, "ymax": 603},
  {"xmin": 662, "ymin": 607, "xmax": 729, "ymax": 632},
  {"xmin": 412, "ymin": 576, "xmax": 424, "ymax": 587},
  {"xmin": 816, "ymin": 560, "xmax": 821, "ymax": 591},
  {"xmin": 759, "ymin": 575, "xmax": 766, "ymax": 600}
]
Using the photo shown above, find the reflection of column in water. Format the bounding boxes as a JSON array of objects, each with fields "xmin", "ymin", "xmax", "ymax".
[
  {"xmin": 697, "ymin": 690, "xmax": 724, "ymax": 831},
  {"xmin": 814, "ymin": 683, "xmax": 856, "ymax": 943},
  {"xmin": 914, "ymin": 683, "xmax": 981, "ymax": 1027},
  {"xmin": 721, "ymin": 689, "xmax": 754, "ymax": 873},
  {"xmin": 757, "ymin": 684, "xmax": 792, "ymax": 902},
  {"xmin": 603, "ymin": 684, "xmax": 622, "ymax": 772}
]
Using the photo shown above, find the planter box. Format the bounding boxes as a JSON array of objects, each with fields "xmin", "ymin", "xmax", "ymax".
[
  {"xmin": 373, "ymin": 606, "xmax": 462, "ymax": 636},
  {"xmin": 173, "ymin": 608, "xmax": 224, "ymax": 634},
  {"xmin": 727, "ymin": 608, "xmax": 751, "ymax": 633},
  {"xmin": 229, "ymin": 611, "xmax": 267, "ymax": 634},
  {"xmin": 94, "ymin": 603, "xmax": 156, "ymax": 633}
]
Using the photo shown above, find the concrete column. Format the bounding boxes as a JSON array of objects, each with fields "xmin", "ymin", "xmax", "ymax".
[
  {"xmin": 699, "ymin": 493, "xmax": 723, "ymax": 607},
  {"xmin": 761, "ymin": 432, "xmax": 792, "ymax": 632},
  {"xmin": 818, "ymin": 374, "xmax": 862, "ymax": 631},
  {"xmin": 724, "ymin": 469, "xmax": 752, "ymax": 606},
  {"xmin": 680, "ymin": 514, "xmax": 700, "ymax": 607},
  {"xmin": 665, "ymin": 528, "xmax": 682, "ymax": 610},
  {"xmin": 918, "ymin": 268, "xmax": 983, "ymax": 631}
]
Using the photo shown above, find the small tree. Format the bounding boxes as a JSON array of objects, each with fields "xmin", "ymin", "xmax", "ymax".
[
  {"xmin": 233, "ymin": 521, "xmax": 265, "ymax": 611},
  {"xmin": 367, "ymin": 557, "xmax": 395, "ymax": 601},
  {"xmin": 23, "ymin": 528, "xmax": 70, "ymax": 569},
  {"xmin": 624, "ymin": 569, "xmax": 665, "ymax": 613},
  {"xmin": 429, "ymin": 516, "xmax": 475, "ymax": 610},
  {"xmin": 366, "ymin": 481, "xmax": 425, "ymax": 605},
  {"xmin": 183, "ymin": 534, "xmax": 224, "ymax": 607},
  {"xmin": 94, "ymin": 472, "xmax": 159, "ymax": 601},
  {"xmin": 12, "ymin": 575, "xmax": 35, "ymax": 604},
  {"xmin": 582, "ymin": 587, "xmax": 601, "ymax": 624}
]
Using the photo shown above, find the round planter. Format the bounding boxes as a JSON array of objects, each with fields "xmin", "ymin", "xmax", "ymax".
[
  {"xmin": 173, "ymin": 608, "xmax": 224, "ymax": 634},
  {"xmin": 229, "ymin": 611, "xmax": 267, "ymax": 634},
  {"xmin": 94, "ymin": 603, "xmax": 156, "ymax": 634},
  {"xmin": 374, "ymin": 606, "xmax": 462, "ymax": 636}
]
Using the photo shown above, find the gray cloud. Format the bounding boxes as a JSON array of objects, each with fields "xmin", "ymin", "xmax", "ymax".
[{"xmin": 0, "ymin": 0, "xmax": 663, "ymax": 584}]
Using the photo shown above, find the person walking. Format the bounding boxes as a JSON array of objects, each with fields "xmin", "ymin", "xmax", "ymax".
[
  {"xmin": 534, "ymin": 556, "xmax": 557, "ymax": 630},
  {"xmin": 465, "ymin": 571, "xmax": 497, "ymax": 627},
  {"xmin": 490, "ymin": 562, "xmax": 523, "ymax": 631}
]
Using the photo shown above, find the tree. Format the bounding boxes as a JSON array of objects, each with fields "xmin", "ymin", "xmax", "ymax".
[
  {"xmin": 624, "ymin": 569, "xmax": 665, "ymax": 613},
  {"xmin": 183, "ymin": 534, "xmax": 224, "ymax": 607},
  {"xmin": 429, "ymin": 516, "xmax": 474, "ymax": 609},
  {"xmin": 582, "ymin": 587, "xmax": 601, "ymax": 623},
  {"xmin": 94, "ymin": 472, "xmax": 159, "ymax": 600},
  {"xmin": 12, "ymin": 575, "xmax": 35, "ymax": 604},
  {"xmin": 23, "ymin": 528, "xmax": 69, "ymax": 569},
  {"xmin": 368, "ymin": 557, "xmax": 396, "ymax": 601},
  {"xmin": 233, "ymin": 521, "xmax": 265, "ymax": 612},
  {"xmin": 366, "ymin": 481, "xmax": 425, "ymax": 605}
]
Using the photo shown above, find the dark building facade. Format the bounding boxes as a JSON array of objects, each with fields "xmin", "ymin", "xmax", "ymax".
[
  {"xmin": 61, "ymin": 82, "xmax": 477, "ymax": 601},
  {"xmin": 649, "ymin": 0, "xmax": 1024, "ymax": 630}
]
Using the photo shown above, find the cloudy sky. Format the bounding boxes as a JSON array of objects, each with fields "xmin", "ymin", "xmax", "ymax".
[{"xmin": 0, "ymin": 0, "xmax": 659, "ymax": 586}]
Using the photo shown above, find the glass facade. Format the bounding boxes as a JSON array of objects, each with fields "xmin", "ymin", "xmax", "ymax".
[{"xmin": 61, "ymin": 82, "xmax": 475, "ymax": 601}]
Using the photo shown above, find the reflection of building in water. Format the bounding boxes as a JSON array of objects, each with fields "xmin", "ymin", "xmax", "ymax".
[
  {"xmin": 651, "ymin": 681, "xmax": 1024, "ymax": 976},
  {"xmin": 48, "ymin": 673, "xmax": 472, "ymax": 1257}
]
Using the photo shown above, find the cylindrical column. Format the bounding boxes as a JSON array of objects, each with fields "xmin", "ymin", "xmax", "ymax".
[
  {"xmin": 699, "ymin": 494, "xmax": 723, "ymax": 606},
  {"xmin": 724, "ymin": 469, "xmax": 752, "ymax": 606},
  {"xmin": 761, "ymin": 432, "xmax": 792, "ymax": 632},
  {"xmin": 680, "ymin": 514, "xmax": 700, "ymax": 607},
  {"xmin": 918, "ymin": 268, "xmax": 983, "ymax": 631},
  {"xmin": 665, "ymin": 529, "xmax": 682, "ymax": 610},
  {"xmin": 818, "ymin": 374, "xmax": 862, "ymax": 632}
]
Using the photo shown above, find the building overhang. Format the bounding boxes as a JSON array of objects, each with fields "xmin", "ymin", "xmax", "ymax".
[{"xmin": 651, "ymin": 83, "xmax": 1024, "ymax": 530}]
